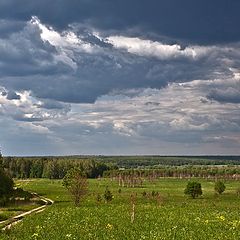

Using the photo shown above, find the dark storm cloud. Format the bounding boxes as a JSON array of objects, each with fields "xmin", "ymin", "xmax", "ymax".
[
  {"xmin": 0, "ymin": 19, "xmax": 25, "ymax": 38},
  {"xmin": 0, "ymin": 2, "xmax": 239, "ymax": 156},
  {"xmin": 6, "ymin": 90, "xmax": 21, "ymax": 100},
  {"xmin": 207, "ymin": 88, "xmax": 240, "ymax": 104},
  {"xmin": 0, "ymin": 16, "xmax": 239, "ymax": 105},
  {"xmin": 0, "ymin": 21, "xmax": 72, "ymax": 77},
  {"xmin": 0, "ymin": 0, "xmax": 240, "ymax": 44}
]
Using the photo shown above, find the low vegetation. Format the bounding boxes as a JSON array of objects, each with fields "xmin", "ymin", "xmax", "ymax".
[
  {"xmin": 1, "ymin": 155, "xmax": 240, "ymax": 239},
  {"xmin": 214, "ymin": 181, "xmax": 226, "ymax": 195},
  {"xmin": 1, "ymin": 178, "xmax": 240, "ymax": 239}
]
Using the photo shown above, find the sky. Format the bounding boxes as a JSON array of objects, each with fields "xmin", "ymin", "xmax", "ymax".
[{"xmin": 0, "ymin": 0, "xmax": 240, "ymax": 156}]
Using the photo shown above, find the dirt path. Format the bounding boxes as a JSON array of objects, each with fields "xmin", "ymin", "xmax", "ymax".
[{"xmin": 1, "ymin": 193, "xmax": 54, "ymax": 231}]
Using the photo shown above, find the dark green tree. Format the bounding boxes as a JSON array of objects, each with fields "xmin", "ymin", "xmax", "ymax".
[
  {"xmin": 184, "ymin": 181, "xmax": 202, "ymax": 199},
  {"xmin": 0, "ymin": 152, "xmax": 14, "ymax": 206},
  {"xmin": 214, "ymin": 181, "xmax": 226, "ymax": 194}
]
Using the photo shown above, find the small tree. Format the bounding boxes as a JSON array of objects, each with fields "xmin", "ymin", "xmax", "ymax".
[
  {"xmin": 62, "ymin": 168, "xmax": 88, "ymax": 206},
  {"xmin": 103, "ymin": 186, "xmax": 113, "ymax": 202},
  {"xmin": 184, "ymin": 181, "xmax": 202, "ymax": 199},
  {"xmin": 214, "ymin": 181, "xmax": 226, "ymax": 194}
]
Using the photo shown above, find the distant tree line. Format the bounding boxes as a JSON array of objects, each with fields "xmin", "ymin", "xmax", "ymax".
[
  {"xmin": 97, "ymin": 155, "xmax": 240, "ymax": 168},
  {"xmin": 2, "ymin": 155, "xmax": 240, "ymax": 180},
  {"xmin": 2, "ymin": 157, "xmax": 115, "ymax": 179},
  {"xmin": 104, "ymin": 166, "xmax": 240, "ymax": 181}
]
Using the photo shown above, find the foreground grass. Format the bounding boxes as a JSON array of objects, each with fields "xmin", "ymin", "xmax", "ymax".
[{"xmin": 1, "ymin": 178, "xmax": 240, "ymax": 239}]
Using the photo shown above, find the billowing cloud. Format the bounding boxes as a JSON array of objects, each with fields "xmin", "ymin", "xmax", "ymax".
[
  {"xmin": 0, "ymin": 5, "xmax": 239, "ymax": 155},
  {"xmin": 207, "ymin": 88, "xmax": 240, "ymax": 104},
  {"xmin": 0, "ymin": 17, "xmax": 239, "ymax": 106},
  {"xmin": 106, "ymin": 36, "xmax": 209, "ymax": 60}
]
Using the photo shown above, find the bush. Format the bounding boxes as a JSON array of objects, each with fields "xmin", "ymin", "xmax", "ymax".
[
  {"xmin": 236, "ymin": 187, "xmax": 240, "ymax": 197},
  {"xmin": 0, "ymin": 212, "xmax": 8, "ymax": 221},
  {"xmin": 151, "ymin": 190, "xmax": 158, "ymax": 197},
  {"xmin": 214, "ymin": 181, "xmax": 226, "ymax": 194},
  {"xmin": 103, "ymin": 186, "xmax": 113, "ymax": 202},
  {"xmin": 142, "ymin": 191, "xmax": 147, "ymax": 197},
  {"xmin": 13, "ymin": 188, "xmax": 33, "ymax": 201},
  {"xmin": 96, "ymin": 193, "xmax": 102, "ymax": 203},
  {"xmin": 184, "ymin": 181, "xmax": 202, "ymax": 199}
]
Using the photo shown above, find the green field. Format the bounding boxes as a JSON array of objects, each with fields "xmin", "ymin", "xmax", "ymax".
[{"xmin": 1, "ymin": 178, "xmax": 240, "ymax": 240}]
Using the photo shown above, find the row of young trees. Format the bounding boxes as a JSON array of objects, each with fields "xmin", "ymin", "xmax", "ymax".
[
  {"xmin": 2, "ymin": 157, "xmax": 114, "ymax": 179},
  {"xmin": 104, "ymin": 166, "xmax": 240, "ymax": 181},
  {"xmin": 98, "ymin": 156, "xmax": 240, "ymax": 168}
]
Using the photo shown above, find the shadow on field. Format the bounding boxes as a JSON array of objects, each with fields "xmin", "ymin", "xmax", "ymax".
[{"xmin": 53, "ymin": 200, "xmax": 71, "ymax": 204}]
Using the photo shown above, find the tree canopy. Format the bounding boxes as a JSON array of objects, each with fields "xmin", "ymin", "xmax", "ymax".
[{"xmin": 184, "ymin": 181, "xmax": 202, "ymax": 199}]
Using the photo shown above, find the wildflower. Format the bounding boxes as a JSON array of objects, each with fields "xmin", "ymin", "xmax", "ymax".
[
  {"xmin": 217, "ymin": 216, "xmax": 225, "ymax": 221},
  {"xmin": 32, "ymin": 233, "xmax": 39, "ymax": 240},
  {"xmin": 106, "ymin": 223, "xmax": 113, "ymax": 230},
  {"xmin": 66, "ymin": 234, "xmax": 72, "ymax": 238},
  {"xmin": 205, "ymin": 220, "xmax": 209, "ymax": 224}
]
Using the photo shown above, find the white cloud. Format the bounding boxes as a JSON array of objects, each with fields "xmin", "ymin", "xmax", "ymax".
[
  {"xmin": 0, "ymin": 89, "xmax": 70, "ymax": 122},
  {"xmin": 30, "ymin": 16, "xmax": 98, "ymax": 70},
  {"xmin": 106, "ymin": 36, "xmax": 210, "ymax": 60}
]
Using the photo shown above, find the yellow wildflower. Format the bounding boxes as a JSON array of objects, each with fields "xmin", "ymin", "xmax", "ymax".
[{"xmin": 106, "ymin": 223, "xmax": 113, "ymax": 230}]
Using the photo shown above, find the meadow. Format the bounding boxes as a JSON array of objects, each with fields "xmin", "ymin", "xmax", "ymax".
[{"xmin": 1, "ymin": 178, "xmax": 240, "ymax": 240}]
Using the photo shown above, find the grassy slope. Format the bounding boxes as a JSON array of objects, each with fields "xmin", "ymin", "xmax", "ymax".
[{"xmin": 1, "ymin": 178, "xmax": 240, "ymax": 240}]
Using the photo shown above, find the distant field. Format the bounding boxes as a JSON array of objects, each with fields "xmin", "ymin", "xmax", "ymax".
[{"xmin": 1, "ymin": 178, "xmax": 240, "ymax": 239}]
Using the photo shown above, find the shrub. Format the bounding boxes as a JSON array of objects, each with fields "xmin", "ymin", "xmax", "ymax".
[
  {"xmin": 142, "ymin": 191, "xmax": 147, "ymax": 197},
  {"xmin": 151, "ymin": 190, "xmax": 158, "ymax": 197},
  {"xmin": 184, "ymin": 181, "xmax": 202, "ymax": 199},
  {"xmin": 103, "ymin": 186, "xmax": 113, "ymax": 202},
  {"xmin": 13, "ymin": 188, "xmax": 33, "ymax": 201},
  {"xmin": 214, "ymin": 181, "xmax": 226, "ymax": 194},
  {"xmin": 236, "ymin": 187, "xmax": 240, "ymax": 197},
  {"xmin": 96, "ymin": 193, "xmax": 102, "ymax": 203}
]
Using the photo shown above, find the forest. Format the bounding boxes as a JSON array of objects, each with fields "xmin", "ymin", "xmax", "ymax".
[{"xmin": 1, "ymin": 155, "xmax": 240, "ymax": 180}]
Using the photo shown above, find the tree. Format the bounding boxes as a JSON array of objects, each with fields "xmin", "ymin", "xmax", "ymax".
[
  {"xmin": 62, "ymin": 168, "xmax": 88, "ymax": 206},
  {"xmin": 214, "ymin": 181, "xmax": 226, "ymax": 194},
  {"xmin": 184, "ymin": 181, "xmax": 202, "ymax": 199},
  {"xmin": 0, "ymin": 152, "xmax": 14, "ymax": 206}
]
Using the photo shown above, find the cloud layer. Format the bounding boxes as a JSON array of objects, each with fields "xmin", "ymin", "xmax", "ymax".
[{"xmin": 0, "ymin": 10, "xmax": 239, "ymax": 155}]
